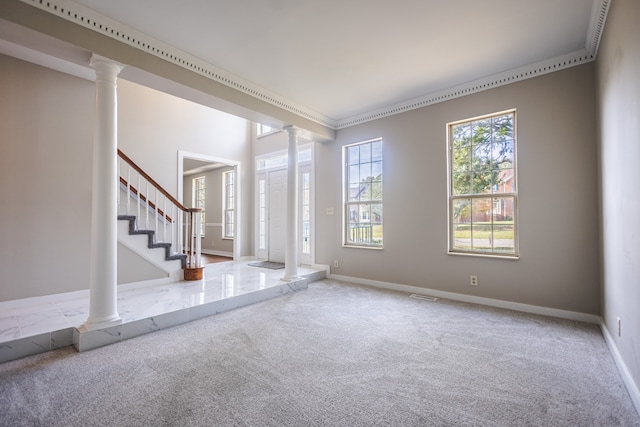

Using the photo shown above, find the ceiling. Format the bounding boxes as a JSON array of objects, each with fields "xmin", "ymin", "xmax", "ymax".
[{"xmin": 1, "ymin": 0, "xmax": 610, "ymax": 130}]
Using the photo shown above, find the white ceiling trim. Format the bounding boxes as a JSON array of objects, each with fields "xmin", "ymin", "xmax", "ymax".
[
  {"xmin": 18, "ymin": 0, "xmax": 335, "ymax": 129},
  {"xmin": 18, "ymin": 0, "xmax": 611, "ymax": 131},
  {"xmin": 337, "ymin": 0, "xmax": 612, "ymax": 129},
  {"xmin": 336, "ymin": 49, "xmax": 595, "ymax": 129},
  {"xmin": 586, "ymin": 0, "xmax": 612, "ymax": 56}
]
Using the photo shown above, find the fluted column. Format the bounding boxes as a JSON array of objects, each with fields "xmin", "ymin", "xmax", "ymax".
[
  {"xmin": 79, "ymin": 54, "xmax": 124, "ymax": 331},
  {"xmin": 282, "ymin": 126, "xmax": 299, "ymax": 281}
]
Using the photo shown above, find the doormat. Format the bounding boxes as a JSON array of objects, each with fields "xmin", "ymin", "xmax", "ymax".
[{"xmin": 248, "ymin": 261, "xmax": 285, "ymax": 270}]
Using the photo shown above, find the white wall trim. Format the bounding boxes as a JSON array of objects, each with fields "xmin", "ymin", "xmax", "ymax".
[
  {"xmin": 202, "ymin": 249, "xmax": 233, "ymax": 258},
  {"xmin": 178, "ymin": 150, "xmax": 240, "ymax": 261},
  {"xmin": 118, "ymin": 277, "xmax": 175, "ymax": 292},
  {"xmin": 17, "ymin": 0, "xmax": 611, "ymax": 131},
  {"xmin": 335, "ymin": 50, "xmax": 595, "ymax": 129},
  {"xmin": 601, "ymin": 322, "xmax": 640, "ymax": 417},
  {"xmin": 328, "ymin": 273, "xmax": 602, "ymax": 324},
  {"xmin": 586, "ymin": 0, "xmax": 612, "ymax": 56},
  {"xmin": 16, "ymin": 0, "xmax": 335, "ymax": 130}
]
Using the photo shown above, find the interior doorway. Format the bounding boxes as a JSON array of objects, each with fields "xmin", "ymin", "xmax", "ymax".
[{"xmin": 178, "ymin": 151, "xmax": 241, "ymax": 261}]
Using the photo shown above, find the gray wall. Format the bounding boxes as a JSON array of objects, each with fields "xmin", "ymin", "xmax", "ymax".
[
  {"xmin": 117, "ymin": 79, "xmax": 252, "ymax": 261},
  {"xmin": 0, "ymin": 54, "xmax": 251, "ymax": 301},
  {"xmin": 596, "ymin": 0, "xmax": 640, "ymax": 404},
  {"xmin": 0, "ymin": 54, "xmax": 94, "ymax": 301},
  {"xmin": 117, "ymin": 243, "xmax": 167, "ymax": 284},
  {"xmin": 316, "ymin": 63, "xmax": 600, "ymax": 315}
]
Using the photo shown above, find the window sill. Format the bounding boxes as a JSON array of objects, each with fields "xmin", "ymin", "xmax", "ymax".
[
  {"xmin": 448, "ymin": 251, "xmax": 519, "ymax": 260},
  {"xmin": 343, "ymin": 244, "xmax": 383, "ymax": 250}
]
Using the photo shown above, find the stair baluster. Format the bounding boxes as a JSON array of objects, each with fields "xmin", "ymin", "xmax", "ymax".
[{"xmin": 117, "ymin": 149, "xmax": 204, "ymax": 280}]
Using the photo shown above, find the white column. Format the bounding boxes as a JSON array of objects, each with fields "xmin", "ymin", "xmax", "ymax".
[
  {"xmin": 79, "ymin": 54, "xmax": 124, "ymax": 331},
  {"xmin": 282, "ymin": 126, "xmax": 300, "ymax": 281}
]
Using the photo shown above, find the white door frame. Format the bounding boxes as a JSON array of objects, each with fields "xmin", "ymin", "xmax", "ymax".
[
  {"xmin": 177, "ymin": 150, "xmax": 241, "ymax": 261},
  {"xmin": 255, "ymin": 144, "xmax": 314, "ymax": 265}
]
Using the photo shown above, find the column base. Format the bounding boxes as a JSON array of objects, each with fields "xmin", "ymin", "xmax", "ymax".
[
  {"xmin": 74, "ymin": 323, "xmax": 122, "ymax": 352},
  {"xmin": 77, "ymin": 316, "xmax": 122, "ymax": 333}
]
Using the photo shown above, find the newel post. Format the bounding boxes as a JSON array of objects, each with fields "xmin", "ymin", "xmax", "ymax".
[
  {"xmin": 79, "ymin": 54, "xmax": 124, "ymax": 332},
  {"xmin": 183, "ymin": 209, "xmax": 204, "ymax": 280}
]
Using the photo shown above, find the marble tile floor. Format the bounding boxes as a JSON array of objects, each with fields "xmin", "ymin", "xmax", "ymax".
[{"xmin": 0, "ymin": 260, "xmax": 327, "ymax": 363}]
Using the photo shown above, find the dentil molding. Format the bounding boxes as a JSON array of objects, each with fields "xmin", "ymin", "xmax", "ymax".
[{"xmin": 19, "ymin": 0, "xmax": 611, "ymax": 131}]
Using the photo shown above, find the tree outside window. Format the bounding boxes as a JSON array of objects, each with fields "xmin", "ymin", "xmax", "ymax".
[
  {"xmin": 192, "ymin": 176, "xmax": 206, "ymax": 237},
  {"xmin": 223, "ymin": 170, "xmax": 235, "ymax": 239},
  {"xmin": 448, "ymin": 111, "xmax": 518, "ymax": 256},
  {"xmin": 344, "ymin": 138, "xmax": 383, "ymax": 247}
]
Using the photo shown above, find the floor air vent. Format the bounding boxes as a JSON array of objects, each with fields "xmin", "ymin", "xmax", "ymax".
[{"xmin": 409, "ymin": 294, "xmax": 438, "ymax": 302}]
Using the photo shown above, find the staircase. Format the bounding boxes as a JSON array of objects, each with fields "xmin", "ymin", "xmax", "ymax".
[
  {"xmin": 117, "ymin": 214, "xmax": 187, "ymax": 283},
  {"xmin": 118, "ymin": 215, "xmax": 187, "ymax": 268},
  {"xmin": 117, "ymin": 149, "xmax": 203, "ymax": 282}
]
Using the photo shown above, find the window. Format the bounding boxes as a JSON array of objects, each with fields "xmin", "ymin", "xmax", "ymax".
[
  {"xmin": 223, "ymin": 170, "xmax": 235, "ymax": 239},
  {"xmin": 258, "ymin": 178, "xmax": 266, "ymax": 251},
  {"xmin": 257, "ymin": 123, "xmax": 276, "ymax": 137},
  {"xmin": 344, "ymin": 138, "xmax": 383, "ymax": 247},
  {"xmin": 192, "ymin": 176, "xmax": 206, "ymax": 236},
  {"xmin": 448, "ymin": 110, "xmax": 518, "ymax": 257},
  {"xmin": 301, "ymin": 171, "xmax": 311, "ymax": 255},
  {"xmin": 256, "ymin": 148, "xmax": 312, "ymax": 171}
]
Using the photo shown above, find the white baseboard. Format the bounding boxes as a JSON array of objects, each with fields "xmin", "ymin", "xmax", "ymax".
[
  {"xmin": 0, "ymin": 288, "xmax": 90, "ymax": 309},
  {"xmin": 201, "ymin": 249, "xmax": 233, "ymax": 258},
  {"xmin": 601, "ymin": 322, "xmax": 640, "ymax": 416},
  {"xmin": 328, "ymin": 273, "xmax": 601, "ymax": 324},
  {"xmin": 311, "ymin": 264, "xmax": 331, "ymax": 275},
  {"xmin": 118, "ymin": 276, "xmax": 175, "ymax": 292}
]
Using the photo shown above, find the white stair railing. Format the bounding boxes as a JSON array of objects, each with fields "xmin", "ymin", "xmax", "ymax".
[{"xmin": 117, "ymin": 149, "xmax": 202, "ymax": 272}]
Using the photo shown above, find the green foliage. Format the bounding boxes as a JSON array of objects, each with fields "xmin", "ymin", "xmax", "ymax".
[{"xmin": 451, "ymin": 114, "xmax": 514, "ymax": 196}]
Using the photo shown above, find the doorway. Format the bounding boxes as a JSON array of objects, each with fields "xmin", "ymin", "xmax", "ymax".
[
  {"xmin": 267, "ymin": 169, "xmax": 287, "ymax": 263},
  {"xmin": 255, "ymin": 144, "xmax": 314, "ymax": 265},
  {"xmin": 178, "ymin": 151, "xmax": 241, "ymax": 261}
]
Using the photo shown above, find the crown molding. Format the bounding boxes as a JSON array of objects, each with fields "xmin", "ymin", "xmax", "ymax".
[
  {"xmin": 337, "ymin": 0, "xmax": 611, "ymax": 129},
  {"xmin": 336, "ymin": 49, "xmax": 596, "ymax": 129},
  {"xmin": 17, "ymin": 0, "xmax": 611, "ymax": 132},
  {"xmin": 17, "ymin": 0, "xmax": 336, "ymax": 129},
  {"xmin": 586, "ymin": 0, "xmax": 611, "ymax": 56}
]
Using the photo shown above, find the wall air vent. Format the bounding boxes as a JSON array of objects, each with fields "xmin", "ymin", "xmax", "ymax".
[{"xmin": 410, "ymin": 294, "xmax": 438, "ymax": 302}]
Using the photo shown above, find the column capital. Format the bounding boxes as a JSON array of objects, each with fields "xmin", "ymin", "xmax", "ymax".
[
  {"xmin": 283, "ymin": 125, "xmax": 301, "ymax": 137},
  {"xmin": 283, "ymin": 125, "xmax": 312, "ymax": 140},
  {"xmin": 89, "ymin": 53, "xmax": 125, "ymax": 75}
]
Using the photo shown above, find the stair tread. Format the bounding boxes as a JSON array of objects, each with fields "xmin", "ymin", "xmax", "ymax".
[{"xmin": 118, "ymin": 215, "xmax": 186, "ymax": 268}]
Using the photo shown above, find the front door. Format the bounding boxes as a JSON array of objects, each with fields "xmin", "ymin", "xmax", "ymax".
[{"xmin": 268, "ymin": 169, "xmax": 287, "ymax": 263}]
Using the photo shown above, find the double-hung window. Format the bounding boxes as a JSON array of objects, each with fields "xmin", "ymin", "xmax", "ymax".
[
  {"xmin": 192, "ymin": 176, "xmax": 206, "ymax": 237},
  {"xmin": 448, "ymin": 110, "xmax": 518, "ymax": 257},
  {"xmin": 344, "ymin": 138, "xmax": 383, "ymax": 248},
  {"xmin": 222, "ymin": 170, "xmax": 235, "ymax": 239}
]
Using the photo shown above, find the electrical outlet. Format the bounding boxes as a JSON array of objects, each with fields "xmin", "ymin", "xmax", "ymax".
[
  {"xmin": 470, "ymin": 275, "xmax": 478, "ymax": 286},
  {"xmin": 333, "ymin": 260, "xmax": 339, "ymax": 268}
]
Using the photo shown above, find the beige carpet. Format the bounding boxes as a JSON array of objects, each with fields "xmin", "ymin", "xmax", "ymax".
[{"xmin": 1, "ymin": 279, "xmax": 638, "ymax": 426}]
